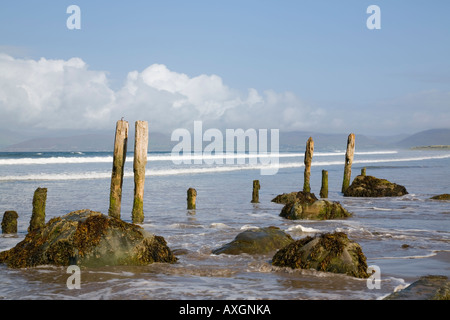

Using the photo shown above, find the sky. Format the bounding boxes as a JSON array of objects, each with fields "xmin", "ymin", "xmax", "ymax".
[{"xmin": 0, "ymin": 0, "xmax": 449, "ymax": 137}]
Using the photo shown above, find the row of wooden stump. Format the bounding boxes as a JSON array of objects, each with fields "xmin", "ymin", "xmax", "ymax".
[{"xmin": 1, "ymin": 119, "xmax": 358, "ymax": 234}]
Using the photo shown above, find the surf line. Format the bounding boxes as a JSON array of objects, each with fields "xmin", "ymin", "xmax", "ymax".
[{"xmin": 171, "ymin": 121, "xmax": 280, "ymax": 175}]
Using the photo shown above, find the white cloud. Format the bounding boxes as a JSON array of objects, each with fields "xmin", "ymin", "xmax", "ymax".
[
  {"xmin": 0, "ymin": 54, "xmax": 323, "ymax": 133},
  {"xmin": 5, "ymin": 54, "xmax": 447, "ymax": 136},
  {"xmin": 0, "ymin": 54, "xmax": 115, "ymax": 130}
]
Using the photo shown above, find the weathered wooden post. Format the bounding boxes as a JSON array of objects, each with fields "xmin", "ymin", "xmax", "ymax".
[
  {"xmin": 2, "ymin": 211, "xmax": 18, "ymax": 234},
  {"xmin": 361, "ymin": 167, "xmax": 366, "ymax": 176},
  {"xmin": 109, "ymin": 120, "xmax": 129, "ymax": 219},
  {"xmin": 132, "ymin": 120, "xmax": 149, "ymax": 224},
  {"xmin": 320, "ymin": 170, "xmax": 328, "ymax": 199},
  {"xmin": 303, "ymin": 137, "xmax": 314, "ymax": 193},
  {"xmin": 29, "ymin": 187, "xmax": 47, "ymax": 232},
  {"xmin": 187, "ymin": 188, "xmax": 197, "ymax": 210},
  {"xmin": 342, "ymin": 133, "xmax": 355, "ymax": 193},
  {"xmin": 251, "ymin": 180, "xmax": 260, "ymax": 203}
]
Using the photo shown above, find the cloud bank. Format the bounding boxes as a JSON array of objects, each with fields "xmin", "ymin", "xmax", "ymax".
[
  {"xmin": 0, "ymin": 54, "xmax": 322, "ymax": 133},
  {"xmin": 1, "ymin": 54, "xmax": 448, "ymax": 135}
]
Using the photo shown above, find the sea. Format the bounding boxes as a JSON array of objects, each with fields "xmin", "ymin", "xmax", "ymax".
[{"xmin": 0, "ymin": 148, "xmax": 449, "ymax": 300}]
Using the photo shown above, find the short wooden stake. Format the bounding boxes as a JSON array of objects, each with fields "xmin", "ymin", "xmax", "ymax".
[
  {"xmin": 320, "ymin": 170, "xmax": 328, "ymax": 199},
  {"xmin": 187, "ymin": 188, "xmax": 197, "ymax": 210},
  {"xmin": 251, "ymin": 180, "xmax": 260, "ymax": 203}
]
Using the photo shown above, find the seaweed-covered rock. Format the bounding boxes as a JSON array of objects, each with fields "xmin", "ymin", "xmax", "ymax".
[
  {"xmin": 344, "ymin": 175, "xmax": 408, "ymax": 197},
  {"xmin": 0, "ymin": 209, "xmax": 177, "ymax": 268},
  {"xmin": 384, "ymin": 275, "xmax": 450, "ymax": 300},
  {"xmin": 275, "ymin": 191, "xmax": 351, "ymax": 220},
  {"xmin": 281, "ymin": 199, "xmax": 352, "ymax": 220},
  {"xmin": 430, "ymin": 194, "xmax": 450, "ymax": 201},
  {"xmin": 212, "ymin": 226, "xmax": 294, "ymax": 255},
  {"xmin": 272, "ymin": 232, "xmax": 369, "ymax": 278},
  {"xmin": 272, "ymin": 191, "xmax": 318, "ymax": 205}
]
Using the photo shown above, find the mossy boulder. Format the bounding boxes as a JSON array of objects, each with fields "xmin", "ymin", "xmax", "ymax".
[
  {"xmin": 384, "ymin": 275, "xmax": 450, "ymax": 300},
  {"xmin": 344, "ymin": 175, "xmax": 408, "ymax": 197},
  {"xmin": 275, "ymin": 191, "xmax": 351, "ymax": 220},
  {"xmin": 272, "ymin": 191, "xmax": 317, "ymax": 205},
  {"xmin": 430, "ymin": 194, "xmax": 450, "ymax": 201},
  {"xmin": 212, "ymin": 226, "xmax": 294, "ymax": 255},
  {"xmin": 272, "ymin": 232, "xmax": 369, "ymax": 279},
  {"xmin": 0, "ymin": 209, "xmax": 177, "ymax": 268}
]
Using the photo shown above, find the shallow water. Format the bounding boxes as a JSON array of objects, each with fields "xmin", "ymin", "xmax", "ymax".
[{"xmin": 0, "ymin": 149, "xmax": 449, "ymax": 300}]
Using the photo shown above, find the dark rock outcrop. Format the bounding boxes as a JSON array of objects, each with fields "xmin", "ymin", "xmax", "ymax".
[
  {"xmin": 272, "ymin": 232, "xmax": 369, "ymax": 279},
  {"xmin": 212, "ymin": 226, "xmax": 294, "ymax": 255},
  {"xmin": 344, "ymin": 175, "xmax": 408, "ymax": 197},
  {"xmin": 430, "ymin": 194, "xmax": 450, "ymax": 200},
  {"xmin": 0, "ymin": 209, "xmax": 177, "ymax": 268},
  {"xmin": 384, "ymin": 275, "xmax": 450, "ymax": 300},
  {"xmin": 274, "ymin": 191, "xmax": 351, "ymax": 220}
]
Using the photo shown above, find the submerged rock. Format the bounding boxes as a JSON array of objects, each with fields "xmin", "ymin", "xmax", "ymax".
[
  {"xmin": 275, "ymin": 191, "xmax": 351, "ymax": 220},
  {"xmin": 344, "ymin": 175, "xmax": 408, "ymax": 197},
  {"xmin": 212, "ymin": 226, "xmax": 294, "ymax": 255},
  {"xmin": 0, "ymin": 209, "xmax": 177, "ymax": 268},
  {"xmin": 430, "ymin": 194, "xmax": 450, "ymax": 200},
  {"xmin": 272, "ymin": 232, "xmax": 369, "ymax": 279},
  {"xmin": 384, "ymin": 275, "xmax": 450, "ymax": 300}
]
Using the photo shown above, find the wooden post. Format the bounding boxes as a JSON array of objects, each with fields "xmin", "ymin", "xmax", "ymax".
[
  {"xmin": 303, "ymin": 137, "xmax": 314, "ymax": 193},
  {"xmin": 109, "ymin": 120, "xmax": 128, "ymax": 219},
  {"xmin": 342, "ymin": 133, "xmax": 355, "ymax": 193},
  {"xmin": 29, "ymin": 188, "xmax": 47, "ymax": 232},
  {"xmin": 251, "ymin": 180, "xmax": 260, "ymax": 203},
  {"xmin": 361, "ymin": 167, "xmax": 366, "ymax": 176},
  {"xmin": 320, "ymin": 170, "xmax": 328, "ymax": 199},
  {"xmin": 2, "ymin": 211, "xmax": 18, "ymax": 234},
  {"xmin": 132, "ymin": 121, "xmax": 149, "ymax": 224},
  {"xmin": 187, "ymin": 188, "xmax": 197, "ymax": 210}
]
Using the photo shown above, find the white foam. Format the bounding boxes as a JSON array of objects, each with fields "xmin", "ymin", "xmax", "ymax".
[
  {"xmin": 0, "ymin": 150, "xmax": 400, "ymax": 166},
  {"xmin": 287, "ymin": 225, "xmax": 321, "ymax": 233}
]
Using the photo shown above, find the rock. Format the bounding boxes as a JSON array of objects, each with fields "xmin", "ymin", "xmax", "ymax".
[
  {"xmin": 343, "ymin": 175, "xmax": 408, "ymax": 197},
  {"xmin": 281, "ymin": 199, "xmax": 352, "ymax": 220},
  {"xmin": 1, "ymin": 211, "xmax": 19, "ymax": 234},
  {"xmin": 430, "ymin": 194, "xmax": 450, "ymax": 200},
  {"xmin": 384, "ymin": 275, "xmax": 450, "ymax": 300},
  {"xmin": 272, "ymin": 232, "xmax": 369, "ymax": 279},
  {"xmin": 0, "ymin": 209, "xmax": 177, "ymax": 268},
  {"xmin": 212, "ymin": 226, "xmax": 294, "ymax": 255},
  {"xmin": 271, "ymin": 192, "xmax": 302, "ymax": 205},
  {"xmin": 275, "ymin": 191, "xmax": 351, "ymax": 220}
]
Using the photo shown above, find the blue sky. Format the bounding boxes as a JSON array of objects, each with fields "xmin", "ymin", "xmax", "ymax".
[{"xmin": 1, "ymin": 0, "xmax": 449, "ymax": 135}]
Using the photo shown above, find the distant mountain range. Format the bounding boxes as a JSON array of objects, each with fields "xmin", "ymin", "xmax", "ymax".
[{"xmin": 0, "ymin": 128, "xmax": 449, "ymax": 152}]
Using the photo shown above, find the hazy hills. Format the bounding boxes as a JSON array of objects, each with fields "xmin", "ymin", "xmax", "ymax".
[{"xmin": 0, "ymin": 128, "xmax": 449, "ymax": 152}]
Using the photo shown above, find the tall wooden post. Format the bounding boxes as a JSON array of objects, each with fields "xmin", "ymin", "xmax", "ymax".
[
  {"xmin": 251, "ymin": 180, "xmax": 260, "ymax": 203},
  {"xmin": 303, "ymin": 137, "xmax": 314, "ymax": 193},
  {"xmin": 342, "ymin": 133, "xmax": 355, "ymax": 193},
  {"xmin": 320, "ymin": 170, "xmax": 328, "ymax": 199},
  {"xmin": 29, "ymin": 188, "xmax": 47, "ymax": 232},
  {"xmin": 132, "ymin": 121, "xmax": 149, "ymax": 224},
  {"xmin": 187, "ymin": 188, "xmax": 197, "ymax": 210},
  {"xmin": 109, "ymin": 120, "xmax": 128, "ymax": 219}
]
